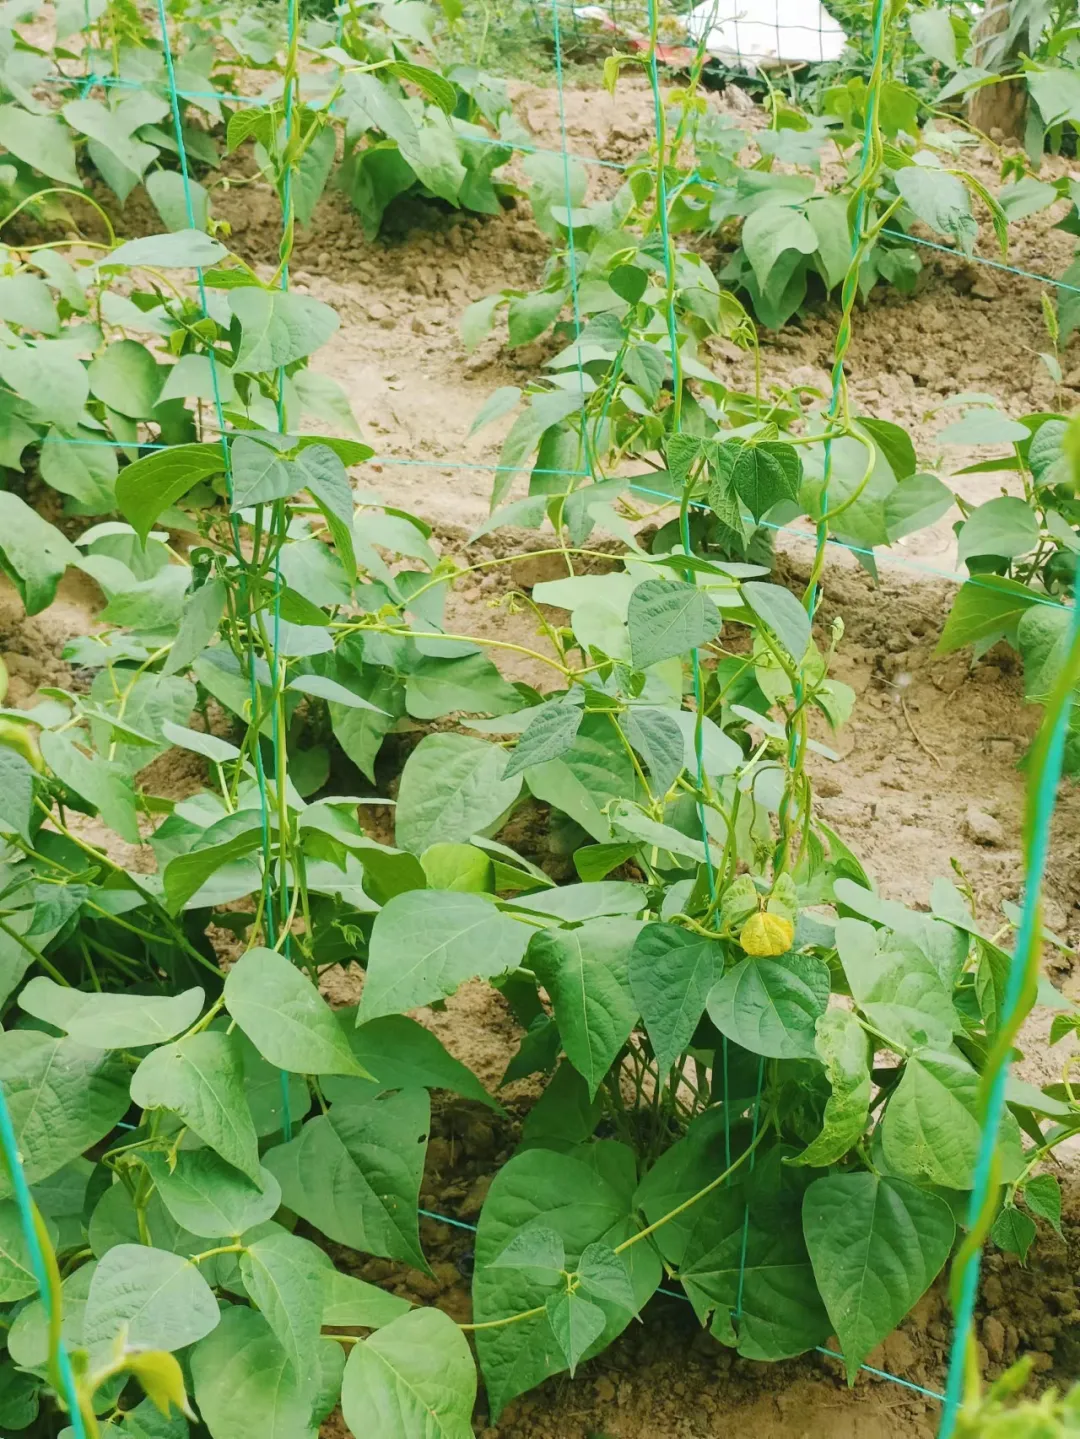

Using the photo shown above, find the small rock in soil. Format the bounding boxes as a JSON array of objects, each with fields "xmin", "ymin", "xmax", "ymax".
[
  {"xmin": 983, "ymin": 1315, "xmax": 1006, "ymax": 1361},
  {"xmin": 964, "ymin": 805, "xmax": 1005, "ymax": 847},
  {"xmin": 511, "ymin": 551, "xmax": 571, "ymax": 589}
]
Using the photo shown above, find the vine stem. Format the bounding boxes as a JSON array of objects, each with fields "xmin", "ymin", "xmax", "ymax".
[
  {"xmin": 458, "ymin": 1303, "xmax": 548, "ymax": 1333},
  {"xmin": 613, "ymin": 1119, "xmax": 769, "ymax": 1255}
]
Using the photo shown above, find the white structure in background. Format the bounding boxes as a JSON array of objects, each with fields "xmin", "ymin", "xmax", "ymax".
[{"xmin": 685, "ymin": 0, "xmax": 848, "ymax": 66}]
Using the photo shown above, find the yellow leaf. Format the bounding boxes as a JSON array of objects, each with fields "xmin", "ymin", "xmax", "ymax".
[
  {"xmin": 125, "ymin": 1350, "xmax": 196, "ymax": 1421},
  {"xmin": 739, "ymin": 912, "xmax": 794, "ymax": 957}
]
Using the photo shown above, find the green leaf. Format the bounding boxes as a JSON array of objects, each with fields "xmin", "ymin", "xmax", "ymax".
[
  {"xmin": 529, "ymin": 918, "xmax": 642, "ymax": 1097},
  {"xmin": 576, "ymin": 1241, "xmax": 637, "ymax": 1313},
  {"xmin": 146, "ymin": 167, "xmax": 209, "ymax": 232},
  {"xmin": 0, "ymin": 1032, "xmax": 129, "ymax": 1196},
  {"xmin": 675, "ymin": 1187, "xmax": 829, "ymax": 1360},
  {"xmin": 0, "ymin": 493, "xmax": 80, "ymax": 616},
  {"xmin": 18, "ymin": 980, "xmax": 204, "ymax": 1049},
  {"xmin": 936, "ymin": 576, "xmax": 1043, "ymax": 655},
  {"xmin": 0, "ymin": 747, "xmax": 35, "ymax": 842},
  {"xmin": 107, "ymin": 231, "xmax": 227, "ymax": 268},
  {"xmin": 141, "ymin": 1150, "xmax": 281, "ymax": 1240},
  {"xmin": 507, "ymin": 289, "xmax": 566, "ymax": 347},
  {"xmin": 622, "ymin": 706, "xmax": 684, "ymax": 794},
  {"xmin": 115, "ymin": 443, "xmax": 225, "ymax": 544},
  {"xmin": 1017, "ymin": 603, "xmax": 1072, "ymax": 703},
  {"xmin": 161, "ymin": 811, "xmax": 266, "ymax": 913},
  {"xmin": 63, "ymin": 95, "xmax": 161, "ymax": 180},
  {"xmin": 857, "ymin": 417, "xmax": 917, "ymax": 481},
  {"xmin": 83, "ymin": 1244, "xmax": 219, "ymax": 1362},
  {"xmin": 240, "ymin": 1230, "xmax": 325, "ymax": 1393},
  {"xmin": 909, "ymin": 8, "xmax": 956, "ymax": 64},
  {"xmin": 341, "ymin": 1307, "xmax": 476, "ymax": 1439},
  {"xmin": 229, "ymin": 434, "xmax": 295, "ymax": 508},
  {"xmin": 730, "ymin": 442, "xmax": 801, "ymax": 520},
  {"xmin": 130, "ymin": 1031, "xmax": 262, "ymax": 1184},
  {"xmin": 322, "ymin": 1269, "xmax": 412, "ymax": 1328},
  {"xmin": 628, "ymin": 579, "xmax": 722, "ymax": 670},
  {"xmin": 488, "ymin": 1225, "xmax": 566, "ymax": 1284},
  {"xmin": 938, "ymin": 411, "xmax": 1029, "ymax": 446},
  {"xmin": 789, "ymin": 1008, "xmax": 871, "ymax": 1167},
  {"xmin": 420, "ymin": 841, "xmax": 493, "ymax": 892},
  {"xmin": 0, "ymin": 342, "xmax": 88, "ymax": 433},
  {"xmin": 88, "ymin": 340, "xmax": 164, "ymax": 419},
  {"xmin": 292, "ymin": 443, "xmax": 361, "ymax": 579},
  {"xmin": 0, "ymin": 105, "xmax": 80, "ymax": 184},
  {"xmin": 835, "ymin": 917, "xmax": 957, "ymax": 1050},
  {"xmin": 359, "ymin": 890, "xmax": 529, "ymax": 1022},
  {"xmin": 0, "ymin": 274, "xmax": 60, "ymax": 334},
  {"xmin": 0, "ymin": 1197, "xmax": 46, "ymax": 1300},
  {"xmin": 706, "ymin": 954, "xmax": 830, "ymax": 1060},
  {"xmin": 503, "ymin": 701, "xmax": 583, "ymax": 779},
  {"xmin": 161, "ymin": 578, "xmax": 227, "ymax": 677},
  {"xmin": 896, "ymin": 166, "xmax": 977, "ymax": 253},
  {"xmin": 230, "ymin": 289, "xmax": 339, "ymax": 372},
  {"xmin": 884, "ymin": 471, "xmax": 953, "ymax": 542},
  {"xmin": 41, "ymin": 427, "xmax": 118, "ymax": 511},
  {"xmin": 288, "ymin": 674, "xmax": 384, "ymax": 712},
  {"xmin": 507, "ymin": 880, "xmax": 644, "ymax": 923},
  {"xmin": 263, "ymin": 1090, "xmax": 429, "ymax": 1269},
  {"xmin": 473, "ymin": 1145, "xmax": 661, "ymax": 1418},
  {"xmin": 8, "ymin": 1259, "xmax": 94, "ymax": 1372},
  {"xmin": 629, "ymin": 923, "xmax": 723, "ymax": 1079},
  {"xmin": 1028, "ymin": 66, "xmax": 1080, "ymax": 125},
  {"xmin": 395, "ymin": 733, "xmax": 522, "ymax": 852},
  {"xmin": 224, "ymin": 947, "xmax": 369, "ymax": 1077},
  {"xmin": 0, "ymin": 1363, "xmax": 39, "ymax": 1429},
  {"xmin": 1022, "ymin": 1173, "xmax": 1063, "ymax": 1235},
  {"xmin": 803, "ymin": 1173, "xmax": 955, "ymax": 1380},
  {"xmin": 957, "ymin": 496, "xmax": 1039, "ymax": 564},
  {"xmin": 292, "ymin": 123, "xmax": 336, "ymax": 228},
  {"xmin": 344, "ymin": 1013, "xmax": 501, "ymax": 1111},
  {"xmin": 991, "ymin": 1203, "xmax": 1036, "ymax": 1262},
  {"xmin": 524, "ymin": 711, "xmax": 638, "ymax": 842},
  {"xmin": 405, "ymin": 652, "xmax": 524, "ymax": 720},
  {"xmin": 882, "ymin": 1048, "xmax": 1022, "ymax": 1189},
  {"xmin": 191, "ymin": 1306, "xmax": 318, "ymax": 1439},
  {"xmin": 545, "ymin": 1289, "xmax": 605, "ymax": 1375},
  {"xmin": 741, "ymin": 205, "xmax": 818, "ymax": 290},
  {"xmin": 389, "ymin": 59, "xmax": 458, "ymax": 112},
  {"xmin": 741, "ymin": 580, "xmax": 811, "ymax": 663}
]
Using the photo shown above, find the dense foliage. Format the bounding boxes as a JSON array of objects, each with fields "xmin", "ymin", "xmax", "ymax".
[{"xmin": 0, "ymin": 0, "xmax": 1078, "ymax": 1436}]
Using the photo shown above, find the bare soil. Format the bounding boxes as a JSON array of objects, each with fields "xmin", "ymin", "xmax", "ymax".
[{"xmin": 7, "ymin": 68, "xmax": 1080, "ymax": 1439}]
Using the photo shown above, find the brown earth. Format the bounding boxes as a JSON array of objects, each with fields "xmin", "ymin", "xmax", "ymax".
[{"xmin": 6, "ymin": 59, "xmax": 1080, "ymax": 1439}]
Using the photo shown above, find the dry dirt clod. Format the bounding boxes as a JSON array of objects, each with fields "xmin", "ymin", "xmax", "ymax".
[{"xmin": 964, "ymin": 805, "xmax": 1006, "ymax": 847}]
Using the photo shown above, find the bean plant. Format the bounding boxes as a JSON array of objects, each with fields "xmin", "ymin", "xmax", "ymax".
[
  {"xmin": 934, "ymin": 402, "xmax": 1080, "ymax": 769},
  {"xmin": 0, "ymin": 0, "xmax": 516, "ymax": 242},
  {"xmin": 0, "ymin": 2, "xmax": 1078, "ymax": 1437}
]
